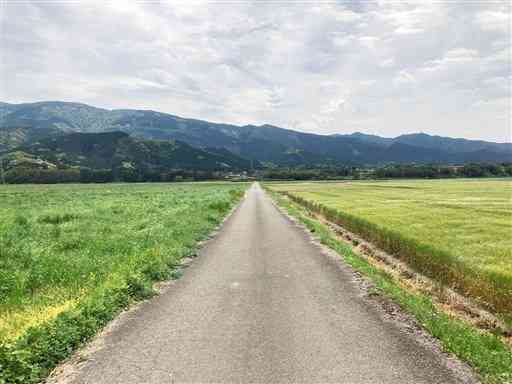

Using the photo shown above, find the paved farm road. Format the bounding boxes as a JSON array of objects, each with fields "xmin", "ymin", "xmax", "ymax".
[{"xmin": 61, "ymin": 183, "xmax": 474, "ymax": 384}]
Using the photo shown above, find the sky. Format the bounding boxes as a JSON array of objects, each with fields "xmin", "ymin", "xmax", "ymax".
[{"xmin": 0, "ymin": 1, "xmax": 510, "ymax": 142}]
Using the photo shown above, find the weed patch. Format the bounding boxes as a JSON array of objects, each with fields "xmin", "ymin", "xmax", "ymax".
[{"xmin": 38, "ymin": 213, "xmax": 80, "ymax": 225}]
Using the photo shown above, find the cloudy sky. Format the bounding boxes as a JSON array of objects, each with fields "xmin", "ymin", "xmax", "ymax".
[{"xmin": 0, "ymin": 1, "xmax": 510, "ymax": 142}]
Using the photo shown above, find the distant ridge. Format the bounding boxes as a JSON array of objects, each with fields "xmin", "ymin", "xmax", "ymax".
[
  {"xmin": 1, "ymin": 101, "xmax": 511, "ymax": 165},
  {"xmin": 1, "ymin": 131, "xmax": 255, "ymax": 174},
  {"xmin": 334, "ymin": 132, "xmax": 511, "ymax": 154}
]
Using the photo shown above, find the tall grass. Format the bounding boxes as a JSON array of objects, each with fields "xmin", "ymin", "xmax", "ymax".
[{"xmin": 0, "ymin": 182, "xmax": 247, "ymax": 383}]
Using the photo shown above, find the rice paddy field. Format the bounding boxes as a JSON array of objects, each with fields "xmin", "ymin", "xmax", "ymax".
[
  {"xmin": 267, "ymin": 179, "xmax": 512, "ymax": 319},
  {"xmin": 0, "ymin": 182, "xmax": 246, "ymax": 383}
]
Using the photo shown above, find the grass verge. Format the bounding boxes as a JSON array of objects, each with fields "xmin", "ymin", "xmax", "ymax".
[{"xmin": 266, "ymin": 189, "xmax": 512, "ymax": 384}]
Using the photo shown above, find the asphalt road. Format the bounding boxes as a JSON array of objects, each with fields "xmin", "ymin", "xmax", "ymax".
[{"xmin": 61, "ymin": 183, "xmax": 474, "ymax": 384}]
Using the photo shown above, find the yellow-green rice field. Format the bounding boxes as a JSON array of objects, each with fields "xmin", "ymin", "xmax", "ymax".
[{"xmin": 267, "ymin": 179, "xmax": 512, "ymax": 316}]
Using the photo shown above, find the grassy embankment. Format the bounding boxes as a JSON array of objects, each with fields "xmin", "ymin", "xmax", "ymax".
[
  {"xmin": 266, "ymin": 179, "xmax": 512, "ymax": 384},
  {"xmin": 0, "ymin": 182, "xmax": 246, "ymax": 383}
]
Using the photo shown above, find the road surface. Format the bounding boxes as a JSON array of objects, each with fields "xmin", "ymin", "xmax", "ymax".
[{"xmin": 59, "ymin": 183, "xmax": 474, "ymax": 383}]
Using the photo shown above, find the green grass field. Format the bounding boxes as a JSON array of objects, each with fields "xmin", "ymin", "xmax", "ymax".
[
  {"xmin": 0, "ymin": 182, "xmax": 246, "ymax": 383},
  {"xmin": 268, "ymin": 179, "xmax": 512, "ymax": 318}
]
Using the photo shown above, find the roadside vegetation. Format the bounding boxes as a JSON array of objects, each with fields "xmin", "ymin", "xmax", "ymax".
[
  {"xmin": 266, "ymin": 186, "xmax": 512, "ymax": 384},
  {"xmin": 268, "ymin": 179, "xmax": 512, "ymax": 320},
  {"xmin": 0, "ymin": 182, "xmax": 246, "ymax": 383}
]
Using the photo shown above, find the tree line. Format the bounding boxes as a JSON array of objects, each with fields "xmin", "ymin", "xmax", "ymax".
[
  {"xmin": 373, "ymin": 163, "xmax": 512, "ymax": 179},
  {"xmin": 2, "ymin": 167, "xmax": 226, "ymax": 184},
  {"xmin": 261, "ymin": 166, "xmax": 355, "ymax": 180},
  {"xmin": 261, "ymin": 163, "xmax": 512, "ymax": 180},
  {"xmin": 2, "ymin": 162, "xmax": 511, "ymax": 184}
]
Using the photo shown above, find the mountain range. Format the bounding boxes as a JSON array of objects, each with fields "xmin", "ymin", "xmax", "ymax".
[
  {"xmin": 3, "ymin": 131, "xmax": 254, "ymax": 172},
  {"xmin": 1, "ymin": 101, "xmax": 511, "ymax": 170}
]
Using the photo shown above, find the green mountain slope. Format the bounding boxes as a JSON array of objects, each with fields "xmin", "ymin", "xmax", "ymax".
[
  {"xmin": 2, "ymin": 131, "xmax": 255, "ymax": 172},
  {"xmin": 0, "ymin": 126, "xmax": 63, "ymax": 152},
  {"xmin": 1, "ymin": 101, "xmax": 511, "ymax": 165}
]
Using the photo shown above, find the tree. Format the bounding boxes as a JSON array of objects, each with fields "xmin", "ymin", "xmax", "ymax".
[{"xmin": 0, "ymin": 159, "xmax": 5, "ymax": 185}]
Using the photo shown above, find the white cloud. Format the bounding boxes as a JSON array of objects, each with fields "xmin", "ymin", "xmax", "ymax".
[
  {"xmin": 393, "ymin": 70, "xmax": 416, "ymax": 86},
  {"xmin": 312, "ymin": 3, "xmax": 362, "ymax": 23},
  {"xmin": 358, "ymin": 36, "xmax": 380, "ymax": 49},
  {"xmin": 393, "ymin": 26, "xmax": 424, "ymax": 35},
  {"xmin": 0, "ymin": 1, "xmax": 510, "ymax": 142},
  {"xmin": 379, "ymin": 58, "xmax": 395, "ymax": 68},
  {"xmin": 445, "ymin": 48, "xmax": 479, "ymax": 61},
  {"xmin": 475, "ymin": 10, "xmax": 510, "ymax": 32}
]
